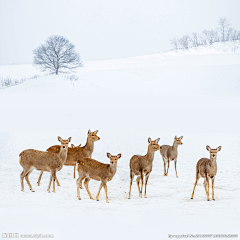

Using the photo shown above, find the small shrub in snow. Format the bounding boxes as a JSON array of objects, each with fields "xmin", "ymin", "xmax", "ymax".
[{"xmin": 0, "ymin": 75, "xmax": 40, "ymax": 89}]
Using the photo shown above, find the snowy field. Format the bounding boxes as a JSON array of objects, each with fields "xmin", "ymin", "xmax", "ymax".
[{"xmin": 0, "ymin": 44, "xmax": 240, "ymax": 239}]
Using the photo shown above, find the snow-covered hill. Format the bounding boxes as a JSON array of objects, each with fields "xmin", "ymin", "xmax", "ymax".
[{"xmin": 0, "ymin": 45, "xmax": 240, "ymax": 240}]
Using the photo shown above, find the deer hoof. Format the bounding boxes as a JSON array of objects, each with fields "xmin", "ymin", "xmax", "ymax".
[
  {"xmin": 212, "ymin": 199, "xmax": 215, "ymax": 201},
  {"xmin": 191, "ymin": 198, "xmax": 193, "ymax": 199},
  {"xmin": 78, "ymin": 198, "xmax": 81, "ymax": 200}
]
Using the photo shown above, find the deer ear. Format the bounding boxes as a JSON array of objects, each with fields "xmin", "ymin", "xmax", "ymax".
[
  {"xmin": 206, "ymin": 145, "xmax": 211, "ymax": 151},
  {"xmin": 88, "ymin": 129, "xmax": 91, "ymax": 135},
  {"xmin": 58, "ymin": 136, "xmax": 62, "ymax": 142},
  {"xmin": 117, "ymin": 153, "xmax": 122, "ymax": 159},
  {"xmin": 155, "ymin": 138, "xmax": 160, "ymax": 143},
  {"xmin": 174, "ymin": 136, "xmax": 177, "ymax": 139},
  {"xmin": 71, "ymin": 144, "xmax": 75, "ymax": 148},
  {"xmin": 68, "ymin": 137, "xmax": 71, "ymax": 142},
  {"xmin": 107, "ymin": 153, "xmax": 111, "ymax": 158},
  {"xmin": 217, "ymin": 146, "xmax": 222, "ymax": 152},
  {"xmin": 94, "ymin": 130, "xmax": 99, "ymax": 134},
  {"xmin": 180, "ymin": 136, "xmax": 183, "ymax": 140},
  {"xmin": 148, "ymin": 137, "xmax": 151, "ymax": 143}
]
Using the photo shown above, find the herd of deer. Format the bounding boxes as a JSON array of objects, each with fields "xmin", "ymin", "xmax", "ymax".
[{"xmin": 19, "ymin": 130, "xmax": 222, "ymax": 203}]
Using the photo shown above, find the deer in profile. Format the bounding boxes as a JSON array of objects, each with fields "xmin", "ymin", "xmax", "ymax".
[
  {"xmin": 159, "ymin": 136, "xmax": 183, "ymax": 177},
  {"xmin": 19, "ymin": 136, "xmax": 71, "ymax": 193},
  {"xmin": 191, "ymin": 145, "xmax": 221, "ymax": 201},
  {"xmin": 76, "ymin": 153, "xmax": 121, "ymax": 203},
  {"xmin": 37, "ymin": 130, "xmax": 100, "ymax": 186},
  {"xmin": 129, "ymin": 137, "xmax": 160, "ymax": 199}
]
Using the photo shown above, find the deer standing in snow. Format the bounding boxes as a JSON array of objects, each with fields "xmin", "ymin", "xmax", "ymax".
[
  {"xmin": 76, "ymin": 153, "xmax": 121, "ymax": 203},
  {"xmin": 19, "ymin": 136, "xmax": 71, "ymax": 193},
  {"xmin": 159, "ymin": 136, "xmax": 183, "ymax": 177},
  {"xmin": 191, "ymin": 145, "xmax": 221, "ymax": 201},
  {"xmin": 129, "ymin": 137, "xmax": 160, "ymax": 199},
  {"xmin": 37, "ymin": 130, "xmax": 100, "ymax": 186}
]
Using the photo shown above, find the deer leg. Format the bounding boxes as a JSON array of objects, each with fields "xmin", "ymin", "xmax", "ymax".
[
  {"xmin": 174, "ymin": 159, "xmax": 178, "ymax": 178},
  {"xmin": 20, "ymin": 169, "xmax": 29, "ymax": 192},
  {"xmin": 37, "ymin": 171, "xmax": 43, "ymax": 186},
  {"xmin": 212, "ymin": 178, "xmax": 215, "ymax": 200},
  {"xmin": 47, "ymin": 173, "xmax": 52, "ymax": 193},
  {"xmin": 51, "ymin": 170, "xmax": 57, "ymax": 193},
  {"xmin": 79, "ymin": 177, "xmax": 85, "ymax": 189},
  {"xmin": 139, "ymin": 172, "xmax": 144, "ymax": 198},
  {"xmin": 84, "ymin": 178, "xmax": 93, "ymax": 199},
  {"xmin": 96, "ymin": 183, "xmax": 103, "ymax": 201},
  {"xmin": 191, "ymin": 173, "xmax": 200, "ymax": 199},
  {"xmin": 25, "ymin": 169, "xmax": 34, "ymax": 192},
  {"xmin": 76, "ymin": 177, "xmax": 82, "ymax": 200},
  {"xmin": 102, "ymin": 182, "xmax": 109, "ymax": 203},
  {"xmin": 128, "ymin": 171, "xmax": 134, "ymax": 199},
  {"xmin": 163, "ymin": 159, "xmax": 167, "ymax": 176},
  {"xmin": 203, "ymin": 179, "xmax": 208, "ymax": 195},
  {"xmin": 144, "ymin": 173, "xmax": 150, "ymax": 198},
  {"xmin": 204, "ymin": 176, "xmax": 210, "ymax": 201},
  {"xmin": 73, "ymin": 166, "xmax": 76, "ymax": 178},
  {"xmin": 166, "ymin": 160, "xmax": 170, "ymax": 176},
  {"xmin": 55, "ymin": 176, "xmax": 60, "ymax": 187},
  {"xmin": 136, "ymin": 176, "xmax": 141, "ymax": 197}
]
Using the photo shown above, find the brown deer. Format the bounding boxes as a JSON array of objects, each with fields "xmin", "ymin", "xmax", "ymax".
[
  {"xmin": 159, "ymin": 136, "xmax": 183, "ymax": 177},
  {"xmin": 37, "ymin": 130, "xmax": 100, "ymax": 186},
  {"xmin": 19, "ymin": 136, "xmax": 71, "ymax": 193},
  {"xmin": 129, "ymin": 137, "xmax": 160, "ymax": 199},
  {"xmin": 71, "ymin": 143, "xmax": 81, "ymax": 148},
  {"xmin": 76, "ymin": 153, "xmax": 121, "ymax": 203},
  {"xmin": 191, "ymin": 145, "xmax": 221, "ymax": 201}
]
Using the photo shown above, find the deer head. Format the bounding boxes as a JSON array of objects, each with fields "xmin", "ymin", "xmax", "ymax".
[
  {"xmin": 174, "ymin": 136, "xmax": 183, "ymax": 145},
  {"xmin": 206, "ymin": 145, "xmax": 221, "ymax": 160},
  {"xmin": 58, "ymin": 136, "xmax": 71, "ymax": 149},
  {"xmin": 148, "ymin": 137, "xmax": 161, "ymax": 151},
  {"xmin": 107, "ymin": 153, "xmax": 121, "ymax": 165},
  {"xmin": 87, "ymin": 130, "xmax": 100, "ymax": 142}
]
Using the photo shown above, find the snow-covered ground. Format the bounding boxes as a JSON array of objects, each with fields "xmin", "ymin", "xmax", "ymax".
[{"xmin": 0, "ymin": 44, "xmax": 240, "ymax": 239}]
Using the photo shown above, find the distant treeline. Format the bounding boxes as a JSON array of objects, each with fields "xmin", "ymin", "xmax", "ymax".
[{"xmin": 170, "ymin": 17, "xmax": 240, "ymax": 50}]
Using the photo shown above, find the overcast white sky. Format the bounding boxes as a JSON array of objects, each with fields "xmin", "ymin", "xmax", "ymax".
[{"xmin": 0, "ymin": 0, "xmax": 240, "ymax": 65}]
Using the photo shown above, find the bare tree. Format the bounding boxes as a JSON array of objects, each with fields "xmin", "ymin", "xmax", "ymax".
[
  {"xmin": 178, "ymin": 35, "xmax": 190, "ymax": 50},
  {"xmin": 218, "ymin": 17, "xmax": 230, "ymax": 42},
  {"xmin": 170, "ymin": 37, "xmax": 179, "ymax": 50},
  {"xmin": 33, "ymin": 35, "xmax": 82, "ymax": 75},
  {"xmin": 230, "ymin": 29, "xmax": 240, "ymax": 52},
  {"xmin": 202, "ymin": 29, "xmax": 219, "ymax": 45},
  {"xmin": 190, "ymin": 33, "xmax": 201, "ymax": 48}
]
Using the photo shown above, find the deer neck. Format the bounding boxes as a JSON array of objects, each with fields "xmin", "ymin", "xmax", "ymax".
[
  {"xmin": 58, "ymin": 147, "xmax": 68, "ymax": 164},
  {"xmin": 209, "ymin": 157, "xmax": 217, "ymax": 168},
  {"xmin": 172, "ymin": 141, "xmax": 178, "ymax": 152},
  {"xmin": 145, "ymin": 148, "xmax": 155, "ymax": 162},
  {"xmin": 84, "ymin": 138, "xmax": 94, "ymax": 156},
  {"xmin": 109, "ymin": 163, "xmax": 118, "ymax": 176}
]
